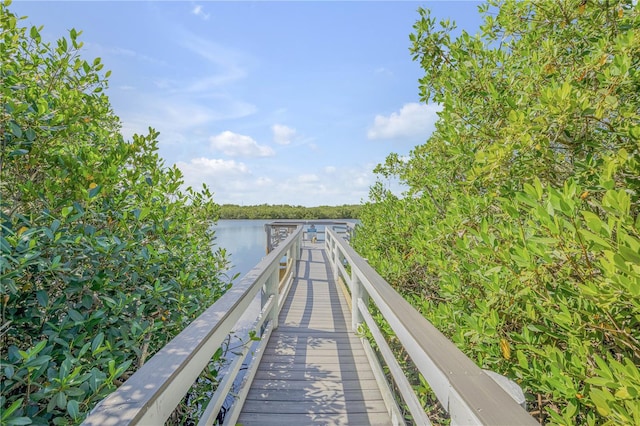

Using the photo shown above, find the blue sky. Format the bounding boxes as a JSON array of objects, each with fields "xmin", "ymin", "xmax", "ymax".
[{"xmin": 12, "ymin": 1, "xmax": 484, "ymax": 206}]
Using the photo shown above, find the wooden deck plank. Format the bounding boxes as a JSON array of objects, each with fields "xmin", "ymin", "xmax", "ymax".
[
  {"xmin": 237, "ymin": 412, "xmax": 391, "ymax": 426},
  {"xmin": 246, "ymin": 387, "xmax": 386, "ymax": 402},
  {"xmin": 253, "ymin": 368, "xmax": 377, "ymax": 381},
  {"xmin": 247, "ymin": 378, "xmax": 384, "ymax": 392},
  {"xmin": 237, "ymin": 243, "xmax": 392, "ymax": 425},
  {"xmin": 240, "ymin": 399, "xmax": 389, "ymax": 414},
  {"xmin": 256, "ymin": 361, "xmax": 372, "ymax": 372}
]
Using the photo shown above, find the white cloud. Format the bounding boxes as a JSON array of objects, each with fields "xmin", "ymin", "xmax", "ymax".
[
  {"xmin": 183, "ymin": 157, "xmax": 248, "ymax": 175},
  {"xmin": 179, "ymin": 32, "xmax": 248, "ymax": 90},
  {"xmin": 176, "ymin": 157, "xmax": 249, "ymax": 190},
  {"xmin": 374, "ymin": 67, "xmax": 393, "ymax": 76},
  {"xmin": 117, "ymin": 93, "xmax": 256, "ymax": 145},
  {"xmin": 256, "ymin": 177, "xmax": 273, "ymax": 187},
  {"xmin": 173, "ymin": 159, "xmax": 380, "ymax": 207},
  {"xmin": 209, "ymin": 131, "xmax": 275, "ymax": 157},
  {"xmin": 298, "ymin": 174, "xmax": 319, "ymax": 183},
  {"xmin": 103, "ymin": 28, "xmax": 256, "ymax": 155},
  {"xmin": 191, "ymin": 4, "xmax": 210, "ymax": 20},
  {"xmin": 261, "ymin": 165, "xmax": 375, "ymax": 206},
  {"xmin": 367, "ymin": 102, "xmax": 442, "ymax": 140},
  {"xmin": 272, "ymin": 124, "xmax": 297, "ymax": 145},
  {"xmin": 87, "ymin": 43, "xmax": 166, "ymax": 68}
]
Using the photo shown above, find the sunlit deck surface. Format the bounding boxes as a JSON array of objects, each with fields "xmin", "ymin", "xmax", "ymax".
[{"xmin": 238, "ymin": 242, "xmax": 391, "ymax": 425}]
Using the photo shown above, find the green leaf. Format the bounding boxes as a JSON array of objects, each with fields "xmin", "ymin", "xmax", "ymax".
[
  {"xmin": 1, "ymin": 398, "xmax": 24, "ymax": 421},
  {"xmin": 581, "ymin": 211, "xmax": 603, "ymax": 234},
  {"xmin": 516, "ymin": 350, "xmax": 528, "ymax": 369},
  {"xmin": 614, "ymin": 386, "xmax": 632, "ymax": 400},
  {"xmin": 55, "ymin": 391, "xmax": 67, "ymax": 410},
  {"xmin": 6, "ymin": 418, "xmax": 33, "ymax": 426},
  {"xmin": 91, "ymin": 332, "xmax": 104, "ymax": 355},
  {"xmin": 67, "ymin": 400, "xmax": 80, "ymax": 419},
  {"xmin": 65, "ymin": 387, "xmax": 85, "ymax": 397},
  {"xmin": 36, "ymin": 290, "xmax": 48, "ymax": 307},
  {"xmin": 23, "ymin": 355, "xmax": 51, "ymax": 369},
  {"xmin": 25, "ymin": 128, "xmax": 36, "ymax": 141},
  {"xmin": 566, "ymin": 400, "xmax": 578, "ymax": 417},
  {"xmin": 32, "ymin": 340, "xmax": 47, "ymax": 355},
  {"xmin": 30, "ymin": 25, "xmax": 40, "ymax": 41},
  {"xmin": 78, "ymin": 342, "xmax": 91, "ymax": 358},
  {"xmin": 61, "ymin": 206, "xmax": 73, "ymax": 218},
  {"xmin": 579, "ymin": 229, "xmax": 611, "ymax": 249},
  {"xmin": 68, "ymin": 309, "xmax": 84, "ymax": 322},
  {"xmin": 590, "ymin": 388, "xmax": 612, "ymax": 416},
  {"xmin": 88, "ymin": 184, "xmax": 102, "ymax": 198},
  {"xmin": 8, "ymin": 121, "xmax": 22, "ymax": 137},
  {"xmin": 4, "ymin": 364, "xmax": 15, "ymax": 379},
  {"xmin": 586, "ymin": 377, "xmax": 617, "ymax": 387},
  {"xmin": 9, "ymin": 149, "xmax": 28, "ymax": 157},
  {"xmin": 138, "ymin": 207, "xmax": 150, "ymax": 221},
  {"xmin": 619, "ymin": 246, "xmax": 640, "ymax": 264},
  {"xmin": 594, "ymin": 356, "xmax": 613, "ymax": 379}
]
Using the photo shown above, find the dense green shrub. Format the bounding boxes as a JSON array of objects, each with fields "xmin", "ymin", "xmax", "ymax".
[
  {"xmin": 1, "ymin": 3, "xmax": 230, "ymax": 424},
  {"xmin": 354, "ymin": 1, "xmax": 640, "ymax": 423}
]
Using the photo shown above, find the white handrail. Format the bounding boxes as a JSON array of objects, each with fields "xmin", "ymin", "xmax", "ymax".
[
  {"xmin": 325, "ymin": 227, "xmax": 536, "ymax": 426},
  {"xmin": 82, "ymin": 226, "xmax": 302, "ymax": 426}
]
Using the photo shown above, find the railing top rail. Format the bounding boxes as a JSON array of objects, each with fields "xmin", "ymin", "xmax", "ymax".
[
  {"xmin": 267, "ymin": 219, "xmax": 355, "ymax": 228},
  {"xmin": 83, "ymin": 226, "xmax": 303, "ymax": 425},
  {"xmin": 326, "ymin": 228, "xmax": 536, "ymax": 425}
]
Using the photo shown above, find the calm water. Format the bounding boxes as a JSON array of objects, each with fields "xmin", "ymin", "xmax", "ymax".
[
  {"xmin": 212, "ymin": 219, "xmax": 358, "ymax": 282},
  {"xmin": 212, "ymin": 219, "xmax": 271, "ymax": 281}
]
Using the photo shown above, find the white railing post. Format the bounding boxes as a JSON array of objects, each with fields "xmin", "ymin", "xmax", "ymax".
[
  {"xmin": 351, "ymin": 271, "xmax": 370, "ymax": 332},
  {"xmin": 294, "ymin": 231, "xmax": 300, "ymax": 267},
  {"xmin": 331, "ymin": 235, "xmax": 340, "ymax": 281},
  {"xmin": 287, "ymin": 234, "xmax": 299, "ymax": 280},
  {"xmin": 262, "ymin": 265, "xmax": 280, "ymax": 329}
]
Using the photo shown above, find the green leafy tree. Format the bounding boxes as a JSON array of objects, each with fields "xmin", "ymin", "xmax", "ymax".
[
  {"xmin": 218, "ymin": 204, "xmax": 361, "ymax": 219},
  {"xmin": 355, "ymin": 0, "xmax": 640, "ymax": 423},
  {"xmin": 1, "ymin": 2, "xmax": 230, "ymax": 423}
]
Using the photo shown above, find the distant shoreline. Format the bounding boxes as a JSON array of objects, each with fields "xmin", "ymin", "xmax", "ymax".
[{"xmin": 218, "ymin": 203, "xmax": 362, "ymax": 220}]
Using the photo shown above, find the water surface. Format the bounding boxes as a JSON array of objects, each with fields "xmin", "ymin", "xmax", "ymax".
[{"xmin": 213, "ymin": 219, "xmax": 271, "ymax": 280}]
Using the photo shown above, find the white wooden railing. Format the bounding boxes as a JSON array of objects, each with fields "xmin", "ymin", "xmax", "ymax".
[
  {"xmin": 265, "ymin": 219, "xmax": 352, "ymax": 252},
  {"xmin": 83, "ymin": 221, "xmax": 536, "ymax": 425},
  {"xmin": 325, "ymin": 227, "xmax": 536, "ymax": 425},
  {"xmin": 82, "ymin": 226, "xmax": 303, "ymax": 426}
]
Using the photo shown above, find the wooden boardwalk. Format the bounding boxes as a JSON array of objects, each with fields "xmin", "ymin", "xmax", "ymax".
[{"xmin": 238, "ymin": 242, "xmax": 392, "ymax": 425}]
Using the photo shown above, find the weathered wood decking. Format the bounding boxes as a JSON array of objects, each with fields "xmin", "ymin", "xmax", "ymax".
[{"xmin": 238, "ymin": 242, "xmax": 392, "ymax": 425}]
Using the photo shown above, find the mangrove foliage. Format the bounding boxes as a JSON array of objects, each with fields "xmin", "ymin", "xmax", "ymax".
[
  {"xmin": 1, "ymin": 3, "xmax": 230, "ymax": 424},
  {"xmin": 354, "ymin": 1, "xmax": 640, "ymax": 424}
]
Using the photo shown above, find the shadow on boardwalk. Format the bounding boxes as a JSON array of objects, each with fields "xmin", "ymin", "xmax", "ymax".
[{"xmin": 237, "ymin": 243, "xmax": 391, "ymax": 425}]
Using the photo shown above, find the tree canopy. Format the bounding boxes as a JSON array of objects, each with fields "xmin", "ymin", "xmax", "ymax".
[
  {"xmin": 354, "ymin": 0, "xmax": 639, "ymax": 423},
  {"xmin": 219, "ymin": 204, "xmax": 361, "ymax": 220},
  {"xmin": 1, "ymin": 2, "xmax": 229, "ymax": 423}
]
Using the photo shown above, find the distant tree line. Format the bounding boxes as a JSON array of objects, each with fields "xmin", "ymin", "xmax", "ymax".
[{"xmin": 219, "ymin": 204, "xmax": 361, "ymax": 219}]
